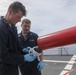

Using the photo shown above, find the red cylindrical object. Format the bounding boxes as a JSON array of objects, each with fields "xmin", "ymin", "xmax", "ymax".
[{"xmin": 37, "ymin": 26, "xmax": 76, "ymax": 50}]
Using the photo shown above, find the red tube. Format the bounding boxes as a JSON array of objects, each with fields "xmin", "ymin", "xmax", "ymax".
[{"xmin": 37, "ymin": 26, "xmax": 76, "ymax": 50}]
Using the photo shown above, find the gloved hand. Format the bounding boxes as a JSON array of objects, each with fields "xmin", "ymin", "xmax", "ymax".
[
  {"xmin": 29, "ymin": 46, "xmax": 42, "ymax": 57},
  {"xmin": 24, "ymin": 53, "xmax": 36, "ymax": 62},
  {"xmin": 37, "ymin": 61, "xmax": 45, "ymax": 71},
  {"xmin": 22, "ymin": 47, "xmax": 31, "ymax": 53}
]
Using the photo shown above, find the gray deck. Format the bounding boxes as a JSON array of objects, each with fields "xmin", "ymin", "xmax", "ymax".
[{"xmin": 19, "ymin": 55, "xmax": 76, "ymax": 75}]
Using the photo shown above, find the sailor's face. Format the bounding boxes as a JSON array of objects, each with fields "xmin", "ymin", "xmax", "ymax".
[
  {"xmin": 21, "ymin": 22, "xmax": 31, "ymax": 34},
  {"xmin": 9, "ymin": 9, "xmax": 23, "ymax": 25}
]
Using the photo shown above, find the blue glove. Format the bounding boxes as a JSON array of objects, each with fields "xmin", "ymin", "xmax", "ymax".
[
  {"xmin": 37, "ymin": 61, "xmax": 45, "ymax": 71},
  {"xmin": 23, "ymin": 47, "xmax": 31, "ymax": 53},
  {"xmin": 24, "ymin": 53, "xmax": 36, "ymax": 62}
]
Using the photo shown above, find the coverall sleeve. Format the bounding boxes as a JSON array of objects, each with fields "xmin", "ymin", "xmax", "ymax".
[{"xmin": 0, "ymin": 30, "xmax": 25, "ymax": 65}]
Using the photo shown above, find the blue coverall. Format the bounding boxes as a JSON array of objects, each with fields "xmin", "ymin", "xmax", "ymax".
[{"xmin": 18, "ymin": 31, "xmax": 41, "ymax": 75}]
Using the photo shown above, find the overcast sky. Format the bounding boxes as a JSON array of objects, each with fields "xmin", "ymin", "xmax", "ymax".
[{"xmin": 0, "ymin": 0, "xmax": 76, "ymax": 36}]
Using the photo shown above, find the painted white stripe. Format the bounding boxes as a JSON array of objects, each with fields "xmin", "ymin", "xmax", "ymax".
[
  {"xmin": 43, "ymin": 60, "xmax": 68, "ymax": 63},
  {"xmin": 59, "ymin": 54, "xmax": 76, "ymax": 75},
  {"xmin": 43, "ymin": 60, "xmax": 76, "ymax": 64},
  {"xmin": 64, "ymin": 65, "xmax": 73, "ymax": 70},
  {"xmin": 71, "ymin": 57, "xmax": 76, "ymax": 61},
  {"xmin": 59, "ymin": 71, "xmax": 69, "ymax": 75},
  {"xmin": 68, "ymin": 61, "xmax": 75, "ymax": 64},
  {"xmin": 72, "ymin": 54, "xmax": 76, "ymax": 58}
]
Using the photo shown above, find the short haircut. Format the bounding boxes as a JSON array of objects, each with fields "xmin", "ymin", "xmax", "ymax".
[
  {"xmin": 8, "ymin": 1, "xmax": 26, "ymax": 16},
  {"xmin": 22, "ymin": 19, "xmax": 31, "ymax": 25}
]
